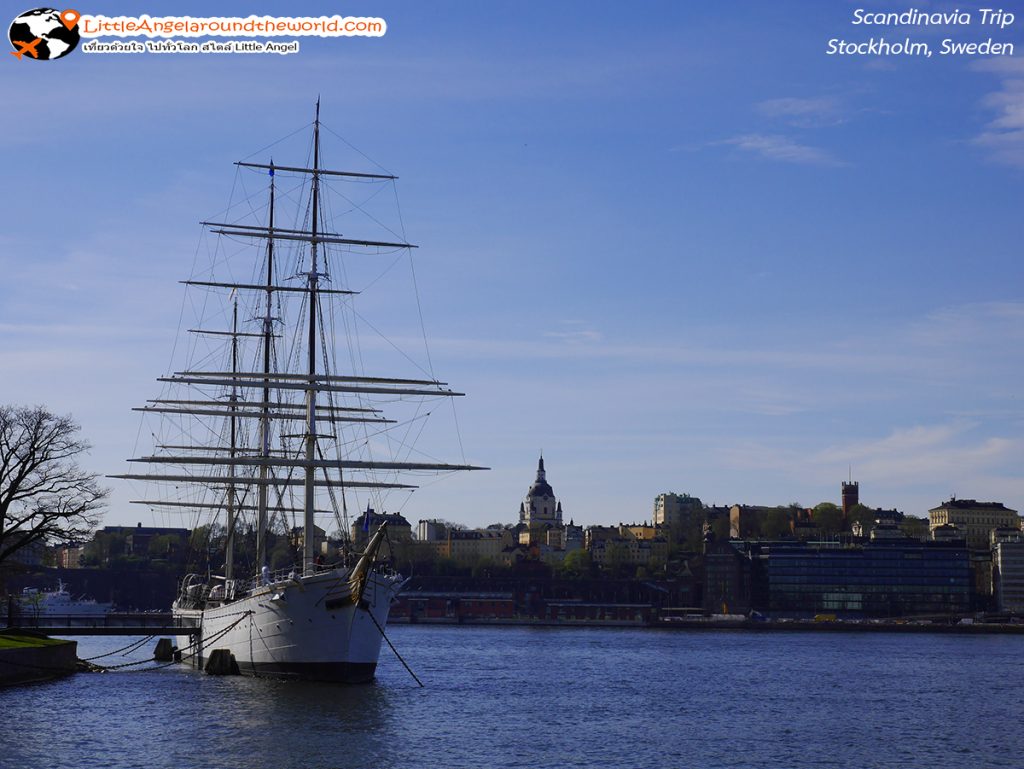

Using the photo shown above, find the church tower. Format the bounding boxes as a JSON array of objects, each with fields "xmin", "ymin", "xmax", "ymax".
[
  {"xmin": 521, "ymin": 455, "xmax": 563, "ymax": 527},
  {"xmin": 519, "ymin": 455, "xmax": 564, "ymax": 545}
]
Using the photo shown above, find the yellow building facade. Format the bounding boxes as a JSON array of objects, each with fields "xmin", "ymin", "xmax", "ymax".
[{"xmin": 928, "ymin": 498, "xmax": 1020, "ymax": 550}]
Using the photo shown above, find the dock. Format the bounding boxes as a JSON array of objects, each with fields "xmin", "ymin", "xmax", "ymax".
[{"xmin": 3, "ymin": 612, "xmax": 198, "ymax": 636}]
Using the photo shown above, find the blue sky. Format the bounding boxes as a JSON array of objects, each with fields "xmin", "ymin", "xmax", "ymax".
[{"xmin": 2, "ymin": 1, "xmax": 1023, "ymax": 531}]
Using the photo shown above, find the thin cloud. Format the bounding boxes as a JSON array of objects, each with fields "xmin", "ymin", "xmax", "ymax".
[
  {"xmin": 717, "ymin": 134, "xmax": 844, "ymax": 166},
  {"xmin": 819, "ymin": 426, "xmax": 1020, "ymax": 488},
  {"xmin": 971, "ymin": 58, "xmax": 1024, "ymax": 168},
  {"xmin": 543, "ymin": 319, "xmax": 602, "ymax": 344},
  {"xmin": 756, "ymin": 96, "xmax": 844, "ymax": 127},
  {"xmin": 543, "ymin": 329, "xmax": 602, "ymax": 344},
  {"xmin": 907, "ymin": 301, "xmax": 1024, "ymax": 347},
  {"xmin": 720, "ymin": 421, "xmax": 1023, "ymax": 512}
]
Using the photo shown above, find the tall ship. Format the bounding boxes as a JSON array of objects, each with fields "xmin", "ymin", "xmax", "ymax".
[{"xmin": 114, "ymin": 102, "xmax": 485, "ymax": 682}]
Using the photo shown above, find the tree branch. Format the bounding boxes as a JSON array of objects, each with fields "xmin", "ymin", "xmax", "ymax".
[{"xmin": 0, "ymin": 405, "xmax": 107, "ymax": 567}]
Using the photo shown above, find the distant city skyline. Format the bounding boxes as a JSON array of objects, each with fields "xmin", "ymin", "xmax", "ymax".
[{"xmin": 2, "ymin": 1, "xmax": 1022, "ymax": 530}]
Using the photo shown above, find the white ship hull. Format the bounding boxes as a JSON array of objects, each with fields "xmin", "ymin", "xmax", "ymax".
[
  {"xmin": 174, "ymin": 568, "xmax": 397, "ymax": 683},
  {"xmin": 20, "ymin": 583, "xmax": 113, "ymax": 617}
]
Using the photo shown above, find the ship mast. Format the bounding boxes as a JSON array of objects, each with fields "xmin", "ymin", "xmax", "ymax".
[
  {"xmin": 256, "ymin": 161, "xmax": 276, "ymax": 575},
  {"xmin": 225, "ymin": 294, "xmax": 239, "ymax": 580},
  {"xmin": 303, "ymin": 99, "xmax": 322, "ymax": 576},
  {"xmin": 114, "ymin": 103, "xmax": 490, "ymax": 574}
]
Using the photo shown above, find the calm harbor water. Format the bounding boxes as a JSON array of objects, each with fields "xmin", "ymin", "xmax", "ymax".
[{"xmin": 2, "ymin": 626, "xmax": 1022, "ymax": 769}]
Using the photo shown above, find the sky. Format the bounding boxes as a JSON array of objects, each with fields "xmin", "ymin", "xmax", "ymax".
[{"xmin": 2, "ymin": 1, "xmax": 1023, "ymax": 533}]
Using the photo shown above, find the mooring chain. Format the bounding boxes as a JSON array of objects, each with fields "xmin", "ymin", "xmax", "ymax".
[
  {"xmin": 81, "ymin": 634, "xmax": 155, "ymax": 661},
  {"xmin": 85, "ymin": 611, "xmax": 253, "ymax": 672},
  {"xmin": 365, "ymin": 606, "xmax": 423, "ymax": 687}
]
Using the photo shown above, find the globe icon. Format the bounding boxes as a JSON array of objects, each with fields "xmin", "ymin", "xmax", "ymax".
[{"xmin": 8, "ymin": 7, "xmax": 80, "ymax": 61}]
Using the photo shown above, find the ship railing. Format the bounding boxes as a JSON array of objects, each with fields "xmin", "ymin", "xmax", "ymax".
[
  {"xmin": 176, "ymin": 560, "xmax": 371, "ymax": 605},
  {"xmin": 231, "ymin": 565, "xmax": 324, "ymax": 596}
]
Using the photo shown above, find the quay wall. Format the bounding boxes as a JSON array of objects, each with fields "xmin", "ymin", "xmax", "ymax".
[{"xmin": 0, "ymin": 638, "xmax": 78, "ymax": 686}]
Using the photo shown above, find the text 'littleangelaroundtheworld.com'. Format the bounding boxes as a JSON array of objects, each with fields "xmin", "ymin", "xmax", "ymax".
[{"xmin": 76, "ymin": 14, "xmax": 385, "ymax": 56}]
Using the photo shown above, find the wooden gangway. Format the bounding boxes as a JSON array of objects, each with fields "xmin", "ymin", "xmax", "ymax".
[{"xmin": 3, "ymin": 612, "xmax": 198, "ymax": 636}]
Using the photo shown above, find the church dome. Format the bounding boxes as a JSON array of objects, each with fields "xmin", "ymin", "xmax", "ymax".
[
  {"xmin": 527, "ymin": 455, "xmax": 554, "ymax": 498},
  {"xmin": 529, "ymin": 479, "xmax": 554, "ymax": 498}
]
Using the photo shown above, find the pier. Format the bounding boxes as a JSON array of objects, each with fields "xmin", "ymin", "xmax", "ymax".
[{"xmin": 3, "ymin": 613, "xmax": 198, "ymax": 636}]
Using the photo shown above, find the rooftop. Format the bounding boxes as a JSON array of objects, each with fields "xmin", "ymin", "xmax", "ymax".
[{"xmin": 930, "ymin": 499, "xmax": 1018, "ymax": 513}]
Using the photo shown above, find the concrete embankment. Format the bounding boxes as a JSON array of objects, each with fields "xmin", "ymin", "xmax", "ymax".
[{"xmin": 0, "ymin": 633, "xmax": 78, "ymax": 686}]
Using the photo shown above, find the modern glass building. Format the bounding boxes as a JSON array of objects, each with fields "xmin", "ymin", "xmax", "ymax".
[{"xmin": 766, "ymin": 540, "xmax": 972, "ymax": 617}]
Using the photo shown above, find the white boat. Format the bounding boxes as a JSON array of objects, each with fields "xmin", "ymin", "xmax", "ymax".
[
  {"xmin": 114, "ymin": 102, "xmax": 485, "ymax": 682},
  {"xmin": 20, "ymin": 581, "xmax": 113, "ymax": 617}
]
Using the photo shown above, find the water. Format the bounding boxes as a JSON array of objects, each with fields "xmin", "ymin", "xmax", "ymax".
[{"xmin": 2, "ymin": 626, "xmax": 1021, "ymax": 768}]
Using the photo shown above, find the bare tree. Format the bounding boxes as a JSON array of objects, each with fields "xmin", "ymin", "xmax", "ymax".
[{"xmin": 0, "ymin": 405, "xmax": 107, "ymax": 566}]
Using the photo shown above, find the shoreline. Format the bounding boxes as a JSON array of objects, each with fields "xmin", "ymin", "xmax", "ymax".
[{"xmin": 389, "ymin": 617, "xmax": 1024, "ymax": 634}]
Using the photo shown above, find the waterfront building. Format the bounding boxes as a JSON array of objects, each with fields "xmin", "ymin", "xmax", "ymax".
[
  {"xmin": 290, "ymin": 524, "xmax": 327, "ymax": 555},
  {"xmin": 653, "ymin": 492, "xmax": 703, "ymax": 528},
  {"xmin": 705, "ymin": 505, "xmax": 731, "ymax": 520},
  {"xmin": 622, "ymin": 522, "xmax": 658, "ymax": 541},
  {"xmin": 992, "ymin": 535, "xmax": 1024, "ymax": 613},
  {"xmin": 3, "ymin": 533, "xmax": 45, "ymax": 567},
  {"xmin": 971, "ymin": 552, "xmax": 994, "ymax": 607},
  {"xmin": 351, "ymin": 507, "xmax": 413, "ymax": 561},
  {"xmin": 417, "ymin": 519, "xmax": 448, "ymax": 542},
  {"xmin": 869, "ymin": 519, "xmax": 907, "ymax": 541},
  {"xmin": 849, "ymin": 509, "xmax": 908, "ymax": 540},
  {"xmin": 436, "ymin": 528, "xmax": 514, "ymax": 563},
  {"xmin": 703, "ymin": 505, "xmax": 731, "ymax": 539},
  {"xmin": 583, "ymin": 525, "xmax": 619, "ymax": 550},
  {"xmin": 391, "ymin": 591, "xmax": 516, "ymax": 622},
  {"xmin": 703, "ymin": 538, "xmax": 755, "ymax": 615},
  {"xmin": 414, "ymin": 522, "xmax": 517, "ymax": 564},
  {"xmin": 731, "ymin": 505, "xmax": 766, "ymax": 539},
  {"xmin": 931, "ymin": 522, "xmax": 963, "ymax": 542},
  {"xmin": 791, "ymin": 509, "xmax": 818, "ymax": 541},
  {"xmin": 545, "ymin": 527, "xmax": 565, "ymax": 549},
  {"xmin": 412, "ymin": 519, "xmax": 449, "ymax": 560},
  {"xmin": 990, "ymin": 527, "xmax": 1021, "ymax": 547},
  {"xmin": 564, "ymin": 520, "xmax": 584, "ymax": 553},
  {"xmin": 589, "ymin": 536, "xmax": 667, "ymax": 569},
  {"xmin": 537, "ymin": 542, "xmax": 571, "ymax": 565},
  {"xmin": 928, "ymin": 498, "xmax": 1020, "ymax": 551},
  {"xmin": 499, "ymin": 543, "xmax": 532, "ymax": 567},
  {"xmin": 765, "ymin": 539, "xmax": 972, "ymax": 617},
  {"xmin": 589, "ymin": 531, "xmax": 668, "ymax": 570},
  {"xmin": 55, "ymin": 544, "xmax": 85, "ymax": 569}
]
